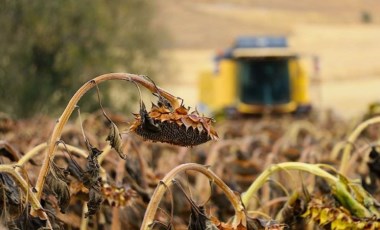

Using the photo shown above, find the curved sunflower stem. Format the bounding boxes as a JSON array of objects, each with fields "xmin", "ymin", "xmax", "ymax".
[
  {"xmin": 18, "ymin": 141, "xmax": 111, "ymax": 183},
  {"xmin": 241, "ymin": 162, "xmax": 371, "ymax": 218},
  {"xmin": 330, "ymin": 141, "xmax": 348, "ymax": 161},
  {"xmin": 286, "ymin": 120, "xmax": 320, "ymax": 146},
  {"xmin": 242, "ymin": 162, "xmax": 337, "ymax": 207},
  {"xmin": 33, "ymin": 73, "xmax": 180, "ymax": 216},
  {"xmin": 339, "ymin": 116, "xmax": 380, "ymax": 175},
  {"xmin": 140, "ymin": 163, "xmax": 245, "ymax": 230},
  {"xmin": 17, "ymin": 142, "xmax": 88, "ymax": 167}
]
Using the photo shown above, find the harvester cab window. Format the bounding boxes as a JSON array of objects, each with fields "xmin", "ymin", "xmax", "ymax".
[{"xmin": 238, "ymin": 57, "xmax": 291, "ymax": 105}]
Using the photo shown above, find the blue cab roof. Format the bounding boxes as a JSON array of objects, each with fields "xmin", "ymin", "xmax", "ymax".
[{"xmin": 233, "ymin": 36, "xmax": 288, "ymax": 48}]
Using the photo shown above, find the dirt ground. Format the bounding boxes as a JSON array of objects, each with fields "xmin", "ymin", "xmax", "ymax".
[{"xmin": 156, "ymin": 0, "xmax": 380, "ymax": 119}]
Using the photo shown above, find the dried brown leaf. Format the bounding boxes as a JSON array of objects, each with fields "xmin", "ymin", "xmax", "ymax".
[
  {"xmin": 106, "ymin": 121, "xmax": 126, "ymax": 159},
  {"xmin": 45, "ymin": 164, "xmax": 70, "ymax": 214},
  {"xmin": 140, "ymin": 102, "xmax": 161, "ymax": 133},
  {"xmin": 85, "ymin": 186, "xmax": 103, "ymax": 218},
  {"xmin": 82, "ymin": 139, "xmax": 104, "ymax": 217},
  {"xmin": 95, "ymin": 80, "xmax": 126, "ymax": 160},
  {"xmin": 82, "ymin": 139, "xmax": 102, "ymax": 189},
  {"xmin": 0, "ymin": 140, "xmax": 21, "ymax": 162},
  {"xmin": 173, "ymin": 180, "xmax": 214, "ymax": 230},
  {"xmin": 0, "ymin": 173, "xmax": 24, "ymax": 218}
]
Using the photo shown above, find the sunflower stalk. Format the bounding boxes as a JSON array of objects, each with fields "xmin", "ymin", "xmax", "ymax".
[
  {"xmin": 33, "ymin": 73, "xmax": 181, "ymax": 216},
  {"xmin": 242, "ymin": 162, "xmax": 373, "ymax": 218},
  {"xmin": 17, "ymin": 142, "xmax": 88, "ymax": 167},
  {"xmin": 339, "ymin": 116, "xmax": 380, "ymax": 175},
  {"xmin": 140, "ymin": 163, "xmax": 245, "ymax": 230}
]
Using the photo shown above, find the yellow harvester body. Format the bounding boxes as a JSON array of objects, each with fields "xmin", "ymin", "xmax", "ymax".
[{"xmin": 198, "ymin": 36, "xmax": 311, "ymax": 116}]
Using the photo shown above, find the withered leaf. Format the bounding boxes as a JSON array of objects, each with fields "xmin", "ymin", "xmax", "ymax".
[
  {"xmin": 85, "ymin": 139, "xmax": 102, "ymax": 159},
  {"xmin": 44, "ymin": 163, "xmax": 70, "ymax": 214},
  {"xmin": 140, "ymin": 102, "xmax": 161, "ymax": 133},
  {"xmin": 106, "ymin": 121, "xmax": 127, "ymax": 159},
  {"xmin": 154, "ymin": 92, "xmax": 173, "ymax": 110},
  {"xmin": 189, "ymin": 205, "xmax": 208, "ymax": 230},
  {"xmin": 277, "ymin": 192, "xmax": 305, "ymax": 229},
  {"xmin": 95, "ymin": 81, "xmax": 127, "ymax": 160},
  {"xmin": 85, "ymin": 186, "xmax": 103, "ymax": 218},
  {"xmin": 82, "ymin": 139, "xmax": 102, "ymax": 189},
  {"xmin": 368, "ymin": 146, "xmax": 380, "ymax": 177},
  {"xmin": 8, "ymin": 209, "xmax": 48, "ymax": 230},
  {"xmin": 143, "ymin": 75, "xmax": 173, "ymax": 110},
  {"xmin": 0, "ymin": 140, "xmax": 21, "ymax": 162},
  {"xmin": 0, "ymin": 173, "xmax": 23, "ymax": 218},
  {"xmin": 362, "ymin": 172, "xmax": 377, "ymax": 194},
  {"xmin": 173, "ymin": 180, "xmax": 211, "ymax": 230},
  {"xmin": 82, "ymin": 139, "xmax": 104, "ymax": 217}
]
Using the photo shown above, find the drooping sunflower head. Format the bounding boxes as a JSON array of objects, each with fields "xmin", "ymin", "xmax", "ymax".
[
  {"xmin": 127, "ymin": 76, "xmax": 218, "ymax": 146},
  {"xmin": 129, "ymin": 101, "xmax": 218, "ymax": 147}
]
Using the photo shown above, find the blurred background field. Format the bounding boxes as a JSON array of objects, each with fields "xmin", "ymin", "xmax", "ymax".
[
  {"xmin": 1, "ymin": 0, "xmax": 380, "ymax": 118},
  {"xmin": 156, "ymin": 0, "xmax": 380, "ymax": 119}
]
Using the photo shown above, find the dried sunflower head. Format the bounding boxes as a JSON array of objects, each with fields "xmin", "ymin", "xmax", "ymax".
[{"xmin": 129, "ymin": 102, "xmax": 218, "ymax": 147}]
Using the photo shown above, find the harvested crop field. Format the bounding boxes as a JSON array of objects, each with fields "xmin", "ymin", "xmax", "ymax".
[{"xmin": 1, "ymin": 74, "xmax": 380, "ymax": 229}]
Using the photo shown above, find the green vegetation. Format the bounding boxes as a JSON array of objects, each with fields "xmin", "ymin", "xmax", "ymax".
[{"xmin": 0, "ymin": 0, "xmax": 166, "ymax": 118}]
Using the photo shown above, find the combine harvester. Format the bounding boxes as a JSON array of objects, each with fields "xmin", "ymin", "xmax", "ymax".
[{"xmin": 198, "ymin": 36, "xmax": 313, "ymax": 117}]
